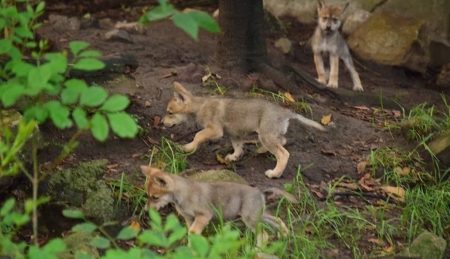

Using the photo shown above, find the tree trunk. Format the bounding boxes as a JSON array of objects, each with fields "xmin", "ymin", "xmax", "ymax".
[{"xmin": 217, "ymin": 0, "xmax": 267, "ymax": 72}]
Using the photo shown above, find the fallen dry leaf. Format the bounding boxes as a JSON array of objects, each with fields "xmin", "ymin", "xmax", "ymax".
[
  {"xmin": 358, "ymin": 173, "xmax": 376, "ymax": 192},
  {"xmin": 353, "ymin": 105, "xmax": 371, "ymax": 111},
  {"xmin": 144, "ymin": 101, "xmax": 151, "ymax": 107},
  {"xmin": 283, "ymin": 92, "xmax": 295, "ymax": 103},
  {"xmin": 153, "ymin": 116, "xmax": 161, "ymax": 127},
  {"xmin": 215, "ymin": 153, "xmax": 229, "ymax": 165},
  {"xmin": 368, "ymin": 238, "xmax": 384, "ymax": 246},
  {"xmin": 130, "ymin": 219, "xmax": 141, "ymax": 232},
  {"xmin": 274, "ymin": 37, "xmax": 292, "ymax": 54},
  {"xmin": 392, "ymin": 110, "xmax": 401, "ymax": 118},
  {"xmin": 356, "ymin": 161, "xmax": 367, "ymax": 174},
  {"xmin": 337, "ymin": 182, "xmax": 359, "ymax": 190},
  {"xmin": 382, "ymin": 244, "xmax": 395, "ymax": 254},
  {"xmin": 321, "ymin": 114, "xmax": 332, "ymax": 126},
  {"xmin": 380, "ymin": 186, "xmax": 405, "ymax": 202}
]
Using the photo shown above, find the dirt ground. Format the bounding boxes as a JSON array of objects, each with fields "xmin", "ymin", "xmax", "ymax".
[{"xmin": 35, "ymin": 4, "xmax": 450, "ymax": 192}]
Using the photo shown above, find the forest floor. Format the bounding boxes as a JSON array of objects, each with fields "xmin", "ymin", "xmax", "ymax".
[{"xmin": 28, "ymin": 2, "xmax": 450, "ymax": 258}]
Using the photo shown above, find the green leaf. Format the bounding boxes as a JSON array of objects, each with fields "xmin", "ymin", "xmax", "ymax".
[
  {"xmin": 44, "ymin": 101, "xmax": 73, "ymax": 129},
  {"xmin": 79, "ymin": 86, "xmax": 108, "ymax": 107},
  {"xmin": 107, "ymin": 112, "xmax": 138, "ymax": 138},
  {"xmin": 73, "ymin": 108, "xmax": 89, "ymax": 129},
  {"xmin": 79, "ymin": 50, "xmax": 102, "ymax": 58},
  {"xmin": 61, "ymin": 79, "xmax": 88, "ymax": 105},
  {"xmin": 43, "ymin": 238, "xmax": 66, "ymax": 254},
  {"xmin": 35, "ymin": 2, "xmax": 45, "ymax": 13},
  {"xmin": 62, "ymin": 209, "xmax": 85, "ymax": 219},
  {"xmin": 164, "ymin": 214, "xmax": 181, "ymax": 232},
  {"xmin": 90, "ymin": 236, "xmax": 110, "ymax": 249},
  {"xmin": 172, "ymin": 12, "xmax": 198, "ymax": 40},
  {"xmin": 144, "ymin": 0, "xmax": 176, "ymax": 22},
  {"xmin": 100, "ymin": 95, "xmax": 130, "ymax": 112},
  {"xmin": 10, "ymin": 60, "xmax": 34, "ymax": 76},
  {"xmin": 0, "ymin": 199, "xmax": 15, "ymax": 217},
  {"xmin": 69, "ymin": 41, "xmax": 90, "ymax": 55},
  {"xmin": 168, "ymin": 226, "xmax": 187, "ymax": 245},
  {"xmin": 72, "ymin": 222, "xmax": 97, "ymax": 233},
  {"xmin": 24, "ymin": 104, "xmax": 48, "ymax": 123},
  {"xmin": 138, "ymin": 230, "xmax": 168, "ymax": 247},
  {"xmin": 116, "ymin": 226, "xmax": 138, "ymax": 240},
  {"xmin": 91, "ymin": 113, "xmax": 109, "ymax": 141},
  {"xmin": 1, "ymin": 83, "xmax": 24, "ymax": 107},
  {"xmin": 189, "ymin": 234, "xmax": 209, "ymax": 257},
  {"xmin": 0, "ymin": 39, "xmax": 12, "ymax": 54},
  {"xmin": 75, "ymin": 251, "xmax": 94, "ymax": 259},
  {"xmin": 149, "ymin": 209, "xmax": 162, "ymax": 227},
  {"xmin": 189, "ymin": 11, "xmax": 220, "ymax": 33},
  {"xmin": 27, "ymin": 66, "xmax": 52, "ymax": 96},
  {"xmin": 45, "ymin": 53, "xmax": 68, "ymax": 74},
  {"xmin": 73, "ymin": 58, "xmax": 105, "ymax": 71}
]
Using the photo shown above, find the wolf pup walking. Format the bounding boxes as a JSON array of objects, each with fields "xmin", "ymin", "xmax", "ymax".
[
  {"xmin": 311, "ymin": 1, "xmax": 364, "ymax": 91},
  {"xmin": 140, "ymin": 166, "xmax": 296, "ymax": 238},
  {"xmin": 162, "ymin": 82, "xmax": 326, "ymax": 178}
]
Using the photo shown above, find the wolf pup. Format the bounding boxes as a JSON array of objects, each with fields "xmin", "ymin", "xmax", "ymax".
[
  {"xmin": 311, "ymin": 1, "xmax": 364, "ymax": 91},
  {"xmin": 141, "ymin": 165, "xmax": 296, "ymax": 237},
  {"xmin": 162, "ymin": 82, "xmax": 326, "ymax": 178}
]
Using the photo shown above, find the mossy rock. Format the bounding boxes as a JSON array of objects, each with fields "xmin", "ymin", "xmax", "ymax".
[
  {"xmin": 59, "ymin": 232, "xmax": 99, "ymax": 259},
  {"xmin": 182, "ymin": 169, "xmax": 248, "ymax": 185},
  {"xmin": 400, "ymin": 231, "xmax": 447, "ymax": 259},
  {"xmin": 348, "ymin": 11, "xmax": 425, "ymax": 69},
  {"xmin": 45, "ymin": 160, "xmax": 115, "ymax": 222}
]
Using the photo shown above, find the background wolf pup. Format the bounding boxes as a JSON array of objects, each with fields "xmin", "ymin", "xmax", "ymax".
[
  {"xmin": 311, "ymin": 0, "xmax": 364, "ymax": 92},
  {"xmin": 162, "ymin": 82, "xmax": 326, "ymax": 178},
  {"xmin": 140, "ymin": 166, "xmax": 294, "ymax": 239}
]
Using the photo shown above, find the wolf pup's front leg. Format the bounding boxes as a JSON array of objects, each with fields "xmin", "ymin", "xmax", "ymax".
[{"xmin": 182, "ymin": 126, "xmax": 224, "ymax": 153}]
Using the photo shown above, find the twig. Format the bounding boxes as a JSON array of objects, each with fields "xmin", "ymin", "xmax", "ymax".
[{"xmin": 31, "ymin": 137, "xmax": 39, "ymax": 245}]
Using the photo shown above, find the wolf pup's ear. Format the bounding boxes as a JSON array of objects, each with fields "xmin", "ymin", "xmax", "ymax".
[
  {"xmin": 153, "ymin": 173, "xmax": 173, "ymax": 188},
  {"xmin": 141, "ymin": 165, "xmax": 160, "ymax": 177},
  {"xmin": 317, "ymin": 0, "xmax": 324, "ymax": 11},
  {"xmin": 341, "ymin": 2, "xmax": 350, "ymax": 14},
  {"xmin": 173, "ymin": 82, "xmax": 192, "ymax": 100}
]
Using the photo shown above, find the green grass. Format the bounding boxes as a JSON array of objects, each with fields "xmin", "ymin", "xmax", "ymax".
[
  {"xmin": 249, "ymin": 87, "xmax": 313, "ymax": 115},
  {"xmin": 147, "ymin": 137, "xmax": 188, "ymax": 174},
  {"xmin": 108, "ymin": 173, "xmax": 147, "ymax": 218},
  {"xmin": 368, "ymin": 147, "xmax": 433, "ymax": 187},
  {"xmin": 402, "ymin": 181, "xmax": 450, "ymax": 242}
]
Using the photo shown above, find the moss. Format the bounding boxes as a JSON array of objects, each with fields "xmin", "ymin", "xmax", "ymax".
[
  {"xmin": 46, "ymin": 160, "xmax": 115, "ymax": 222},
  {"xmin": 60, "ymin": 232, "xmax": 99, "ymax": 259}
]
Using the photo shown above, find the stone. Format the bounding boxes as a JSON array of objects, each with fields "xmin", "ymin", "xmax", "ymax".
[
  {"xmin": 182, "ymin": 169, "xmax": 248, "ymax": 185},
  {"xmin": 342, "ymin": 9, "xmax": 371, "ymax": 35},
  {"xmin": 105, "ymin": 29, "xmax": 134, "ymax": 43},
  {"xmin": 401, "ymin": 231, "xmax": 447, "ymax": 259},
  {"xmin": 48, "ymin": 14, "xmax": 80, "ymax": 31},
  {"xmin": 264, "ymin": 0, "xmax": 385, "ymax": 24},
  {"xmin": 44, "ymin": 160, "xmax": 116, "ymax": 222},
  {"xmin": 60, "ymin": 232, "xmax": 99, "ymax": 259},
  {"xmin": 437, "ymin": 63, "xmax": 450, "ymax": 88},
  {"xmin": 347, "ymin": 11, "xmax": 427, "ymax": 72}
]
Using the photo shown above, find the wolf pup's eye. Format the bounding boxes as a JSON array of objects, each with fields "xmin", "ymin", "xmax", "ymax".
[{"xmin": 149, "ymin": 195, "xmax": 160, "ymax": 200}]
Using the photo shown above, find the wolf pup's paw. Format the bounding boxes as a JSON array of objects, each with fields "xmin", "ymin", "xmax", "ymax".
[
  {"xmin": 224, "ymin": 153, "xmax": 239, "ymax": 162},
  {"xmin": 353, "ymin": 84, "xmax": 364, "ymax": 92},
  {"xmin": 265, "ymin": 169, "xmax": 282, "ymax": 179},
  {"xmin": 327, "ymin": 81, "xmax": 338, "ymax": 88},
  {"xmin": 182, "ymin": 143, "xmax": 197, "ymax": 153}
]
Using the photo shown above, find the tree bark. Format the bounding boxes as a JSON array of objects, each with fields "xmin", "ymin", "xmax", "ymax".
[{"xmin": 217, "ymin": 0, "xmax": 266, "ymax": 72}]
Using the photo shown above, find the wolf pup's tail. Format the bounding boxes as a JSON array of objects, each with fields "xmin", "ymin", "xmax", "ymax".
[
  {"xmin": 262, "ymin": 214, "xmax": 289, "ymax": 235},
  {"xmin": 293, "ymin": 114, "xmax": 326, "ymax": 131},
  {"xmin": 263, "ymin": 187, "xmax": 298, "ymax": 204}
]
